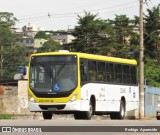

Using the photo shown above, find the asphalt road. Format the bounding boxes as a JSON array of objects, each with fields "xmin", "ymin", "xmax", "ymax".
[{"xmin": 0, "ymin": 119, "xmax": 159, "ymax": 135}]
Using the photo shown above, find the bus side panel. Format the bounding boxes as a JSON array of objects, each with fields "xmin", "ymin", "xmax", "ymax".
[
  {"xmin": 81, "ymin": 83, "xmax": 139, "ymax": 112},
  {"xmin": 81, "ymin": 83, "xmax": 121, "ymax": 112},
  {"xmin": 125, "ymin": 86, "xmax": 139, "ymax": 112},
  {"xmin": 80, "ymin": 84, "xmax": 90, "ymax": 111}
]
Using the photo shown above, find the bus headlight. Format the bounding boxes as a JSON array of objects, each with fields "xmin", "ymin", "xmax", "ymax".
[
  {"xmin": 30, "ymin": 97, "xmax": 36, "ymax": 103},
  {"xmin": 69, "ymin": 93, "xmax": 78, "ymax": 102}
]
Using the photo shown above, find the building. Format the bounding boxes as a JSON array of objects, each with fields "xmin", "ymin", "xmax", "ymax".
[
  {"xmin": 34, "ymin": 38, "xmax": 47, "ymax": 52},
  {"xmin": 51, "ymin": 34, "xmax": 75, "ymax": 45},
  {"xmin": 22, "ymin": 23, "xmax": 44, "ymax": 37},
  {"xmin": 14, "ymin": 25, "xmax": 76, "ymax": 55},
  {"xmin": 18, "ymin": 23, "xmax": 45, "ymax": 54}
]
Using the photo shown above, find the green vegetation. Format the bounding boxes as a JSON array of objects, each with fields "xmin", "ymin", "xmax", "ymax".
[
  {"xmin": 0, "ymin": 12, "xmax": 28, "ymax": 80},
  {"xmin": 35, "ymin": 31, "xmax": 50, "ymax": 39},
  {"xmin": 144, "ymin": 5, "xmax": 160, "ymax": 87},
  {"xmin": 37, "ymin": 40, "xmax": 62, "ymax": 53},
  {"xmin": 0, "ymin": 114, "xmax": 13, "ymax": 119}
]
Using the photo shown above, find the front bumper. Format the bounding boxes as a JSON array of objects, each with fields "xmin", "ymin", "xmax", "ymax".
[{"xmin": 29, "ymin": 99, "xmax": 89, "ymax": 112}]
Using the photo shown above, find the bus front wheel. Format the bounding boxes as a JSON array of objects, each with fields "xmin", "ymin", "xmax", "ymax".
[
  {"xmin": 83, "ymin": 100, "xmax": 93, "ymax": 120},
  {"xmin": 74, "ymin": 100, "xmax": 93, "ymax": 120},
  {"xmin": 42, "ymin": 112, "xmax": 53, "ymax": 120}
]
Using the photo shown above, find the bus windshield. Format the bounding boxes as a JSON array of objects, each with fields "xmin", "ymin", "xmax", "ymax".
[{"xmin": 29, "ymin": 55, "xmax": 77, "ymax": 94}]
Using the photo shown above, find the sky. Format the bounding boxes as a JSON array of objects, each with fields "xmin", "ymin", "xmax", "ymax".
[{"xmin": 0, "ymin": 0, "xmax": 159, "ymax": 31}]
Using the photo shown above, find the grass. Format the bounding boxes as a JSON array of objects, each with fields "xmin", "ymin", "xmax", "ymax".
[{"xmin": 0, "ymin": 114, "xmax": 13, "ymax": 119}]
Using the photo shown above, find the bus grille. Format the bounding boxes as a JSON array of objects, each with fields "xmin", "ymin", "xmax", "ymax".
[{"xmin": 39, "ymin": 105, "xmax": 66, "ymax": 110}]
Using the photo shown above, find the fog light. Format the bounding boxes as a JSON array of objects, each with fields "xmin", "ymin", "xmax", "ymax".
[{"xmin": 30, "ymin": 97, "xmax": 36, "ymax": 103}]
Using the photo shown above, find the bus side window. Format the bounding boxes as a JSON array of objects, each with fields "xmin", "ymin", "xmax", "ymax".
[
  {"xmin": 115, "ymin": 64, "xmax": 122, "ymax": 83},
  {"xmin": 97, "ymin": 62, "xmax": 105, "ymax": 82},
  {"xmin": 122, "ymin": 65, "xmax": 130, "ymax": 84},
  {"xmin": 131, "ymin": 66, "xmax": 137, "ymax": 85},
  {"xmin": 88, "ymin": 61, "xmax": 97, "ymax": 82},
  {"xmin": 106, "ymin": 63, "xmax": 114, "ymax": 83}
]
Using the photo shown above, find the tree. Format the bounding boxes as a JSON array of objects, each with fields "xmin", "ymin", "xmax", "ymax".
[
  {"xmin": 3, "ymin": 45, "xmax": 28, "ymax": 79},
  {"xmin": 113, "ymin": 15, "xmax": 131, "ymax": 44},
  {"xmin": 0, "ymin": 12, "xmax": 18, "ymax": 79},
  {"xmin": 129, "ymin": 16, "xmax": 140, "ymax": 60},
  {"xmin": 0, "ymin": 12, "xmax": 28, "ymax": 80},
  {"xmin": 69, "ymin": 12, "xmax": 108, "ymax": 54},
  {"xmin": 144, "ymin": 4, "xmax": 160, "ymax": 62},
  {"xmin": 35, "ymin": 31, "xmax": 50, "ymax": 39},
  {"xmin": 0, "ymin": 12, "xmax": 17, "ymax": 27},
  {"xmin": 37, "ymin": 40, "xmax": 62, "ymax": 53},
  {"xmin": 143, "ymin": 5, "xmax": 160, "ymax": 87},
  {"xmin": 144, "ymin": 58, "xmax": 160, "ymax": 87},
  {"xmin": 107, "ymin": 15, "xmax": 138, "ymax": 58},
  {"xmin": 66, "ymin": 12, "xmax": 140, "ymax": 59}
]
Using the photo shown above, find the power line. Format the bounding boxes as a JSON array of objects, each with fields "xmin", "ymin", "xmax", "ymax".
[
  {"xmin": 18, "ymin": 0, "xmax": 138, "ymax": 22},
  {"xmin": 18, "ymin": 5, "xmax": 139, "ymax": 23}
]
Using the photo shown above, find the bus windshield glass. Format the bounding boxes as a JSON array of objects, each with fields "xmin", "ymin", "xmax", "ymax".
[{"xmin": 29, "ymin": 55, "xmax": 77, "ymax": 93}]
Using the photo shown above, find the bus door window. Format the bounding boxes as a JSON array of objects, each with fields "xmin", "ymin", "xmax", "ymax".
[
  {"xmin": 30, "ymin": 66, "xmax": 36, "ymax": 88},
  {"xmin": 80, "ymin": 66, "xmax": 87, "ymax": 82},
  {"xmin": 80, "ymin": 59, "xmax": 88, "ymax": 85}
]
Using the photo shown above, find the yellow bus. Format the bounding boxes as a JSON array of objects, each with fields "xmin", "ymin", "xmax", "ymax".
[{"xmin": 28, "ymin": 51, "xmax": 139, "ymax": 120}]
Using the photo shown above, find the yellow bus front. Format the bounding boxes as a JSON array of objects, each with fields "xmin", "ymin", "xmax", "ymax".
[{"xmin": 28, "ymin": 54, "xmax": 83, "ymax": 113}]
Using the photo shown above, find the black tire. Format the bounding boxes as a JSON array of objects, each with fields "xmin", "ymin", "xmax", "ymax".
[
  {"xmin": 74, "ymin": 112, "xmax": 84, "ymax": 120},
  {"xmin": 83, "ymin": 100, "xmax": 93, "ymax": 120},
  {"xmin": 74, "ymin": 101, "xmax": 93, "ymax": 120},
  {"xmin": 117, "ymin": 100, "xmax": 125, "ymax": 119},
  {"xmin": 156, "ymin": 116, "xmax": 160, "ymax": 120},
  {"xmin": 42, "ymin": 112, "xmax": 53, "ymax": 120},
  {"xmin": 110, "ymin": 100, "xmax": 125, "ymax": 120},
  {"xmin": 110, "ymin": 112, "xmax": 118, "ymax": 119}
]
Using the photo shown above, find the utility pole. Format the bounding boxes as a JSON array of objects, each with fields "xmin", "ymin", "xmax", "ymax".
[{"xmin": 139, "ymin": 0, "xmax": 144, "ymax": 119}]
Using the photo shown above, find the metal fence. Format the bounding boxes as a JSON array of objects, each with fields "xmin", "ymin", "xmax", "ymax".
[{"xmin": 144, "ymin": 85, "xmax": 160, "ymax": 117}]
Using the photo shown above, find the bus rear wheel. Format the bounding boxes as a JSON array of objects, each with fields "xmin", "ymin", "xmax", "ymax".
[
  {"xmin": 156, "ymin": 116, "xmax": 160, "ymax": 120},
  {"xmin": 42, "ymin": 112, "xmax": 53, "ymax": 120},
  {"xmin": 110, "ymin": 100, "xmax": 125, "ymax": 120}
]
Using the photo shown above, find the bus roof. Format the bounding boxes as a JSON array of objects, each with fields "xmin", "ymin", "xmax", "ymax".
[{"xmin": 31, "ymin": 52, "xmax": 137, "ymax": 65}]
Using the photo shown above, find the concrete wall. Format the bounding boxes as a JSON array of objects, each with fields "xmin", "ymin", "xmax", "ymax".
[
  {"xmin": 0, "ymin": 80, "xmax": 30, "ymax": 115},
  {"xmin": 0, "ymin": 85, "xmax": 18, "ymax": 114}
]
